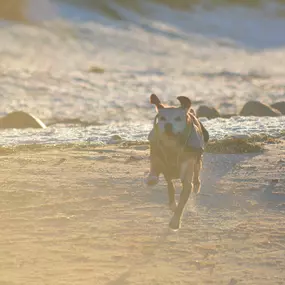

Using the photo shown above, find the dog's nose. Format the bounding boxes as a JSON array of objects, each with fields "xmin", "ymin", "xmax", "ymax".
[{"xmin": 165, "ymin": 123, "xmax": 173, "ymax": 133}]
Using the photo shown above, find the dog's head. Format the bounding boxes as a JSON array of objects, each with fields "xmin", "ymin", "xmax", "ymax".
[{"xmin": 150, "ymin": 94, "xmax": 192, "ymax": 137}]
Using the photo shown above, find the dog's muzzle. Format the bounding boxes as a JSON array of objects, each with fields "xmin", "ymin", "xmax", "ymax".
[{"xmin": 164, "ymin": 123, "xmax": 173, "ymax": 134}]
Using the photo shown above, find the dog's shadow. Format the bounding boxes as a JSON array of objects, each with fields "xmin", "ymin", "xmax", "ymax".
[
  {"xmin": 147, "ymin": 152, "xmax": 260, "ymax": 210},
  {"xmin": 197, "ymin": 152, "xmax": 261, "ymax": 210}
]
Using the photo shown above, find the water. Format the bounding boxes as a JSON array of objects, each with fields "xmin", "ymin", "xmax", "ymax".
[
  {"xmin": 0, "ymin": 0, "xmax": 284, "ymax": 145},
  {"xmin": 0, "ymin": 117, "xmax": 284, "ymax": 146}
]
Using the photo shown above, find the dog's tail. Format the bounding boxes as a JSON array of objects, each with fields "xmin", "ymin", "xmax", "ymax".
[{"xmin": 199, "ymin": 121, "xmax": 209, "ymax": 143}]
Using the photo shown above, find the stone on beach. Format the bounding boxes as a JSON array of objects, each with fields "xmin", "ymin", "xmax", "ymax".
[
  {"xmin": 196, "ymin": 105, "xmax": 220, "ymax": 119},
  {"xmin": 271, "ymin": 101, "xmax": 285, "ymax": 115},
  {"xmin": 240, "ymin": 101, "xmax": 282, "ymax": 117},
  {"xmin": 107, "ymin": 135, "xmax": 123, "ymax": 144},
  {"xmin": 0, "ymin": 111, "xmax": 46, "ymax": 129}
]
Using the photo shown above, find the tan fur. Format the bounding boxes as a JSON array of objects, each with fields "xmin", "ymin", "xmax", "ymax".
[{"xmin": 149, "ymin": 94, "xmax": 206, "ymax": 230}]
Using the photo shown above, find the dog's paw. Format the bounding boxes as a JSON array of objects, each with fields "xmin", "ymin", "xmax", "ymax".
[
  {"xmin": 169, "ymin": 215, "xmax": 181, "ymax": 231},
  {"xmin": 193, "ymin": 186, "xmax": 201, "ymax": 194},
  {"xmin": 193, "ymin": 183, "xmax": 201, "ymax": 194},
  {"xmin": 169, "ymin": 201, "xmax": 177, "ymax": 212},
  {"xmin": 144, "ymin": 175, "xmax": 159, "ymax": 186}
]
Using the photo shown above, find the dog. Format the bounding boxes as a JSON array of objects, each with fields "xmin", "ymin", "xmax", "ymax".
[{"xmin": 146, "ymin": 94, "xmax": 209, "ymax": 230}]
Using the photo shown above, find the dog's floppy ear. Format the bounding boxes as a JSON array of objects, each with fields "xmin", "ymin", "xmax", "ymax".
[
  {"xmin": 150, "ymin": 94, "xmax": 164, "ymax": 110},
  {"xmin": 177, "ymin": 96, "xmax": 191, "ymax": 110}
]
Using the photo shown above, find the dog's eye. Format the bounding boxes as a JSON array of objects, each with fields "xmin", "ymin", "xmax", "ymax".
[
  {"xmin": 175, "ymin": 117, "xmax": 182, "ymax": 122},
  {"xmin": 159, "ymin": 116, "xmax": 166, "ymax": 121}
]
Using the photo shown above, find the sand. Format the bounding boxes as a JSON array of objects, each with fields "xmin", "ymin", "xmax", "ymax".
[
  {"xmin": 0, "ymin": 141, "xmax": 284, "ymax": 285},
  {"xmin": 1, "ymin": 2, "xmax": 285, "ymax": 284}
]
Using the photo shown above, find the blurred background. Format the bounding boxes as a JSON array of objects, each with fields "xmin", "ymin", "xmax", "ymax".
[
  {"xmin": 1, "ymin": 0, "xmax": 285, "ymax": 48},
  {"xmin": 0, "ymin": 0, "xmax": 284, "ymax": 145},
  {"xmin": 1, "ymin": 1, "xmax": 285, "ymax": 22}
]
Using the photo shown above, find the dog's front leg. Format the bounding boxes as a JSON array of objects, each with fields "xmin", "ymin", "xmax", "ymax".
[
  {"xmin": 164, "ymin": 176, "xmax": 176, "ymax": 212},
  {"xmin": 169, "ymin": 160, "xmax": 194, "ymax": 230}
]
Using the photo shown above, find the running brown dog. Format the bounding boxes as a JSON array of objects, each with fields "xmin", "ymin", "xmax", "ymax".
[{"xmin": 146, "ymin": 94, "xmax": 209, "ymax": 230}]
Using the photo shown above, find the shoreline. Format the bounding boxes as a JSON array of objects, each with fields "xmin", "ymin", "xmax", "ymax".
[
  {"xmin": 0, "ymin": 116, "xmax": 284, "ymax": 147},
  {"xmin": 0, "ymin": 132, "xmax": 284, "ymax": 154}
]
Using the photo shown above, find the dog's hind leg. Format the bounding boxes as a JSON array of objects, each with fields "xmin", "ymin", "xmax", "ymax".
[
  {"xmin": 193, "ymin": 159, "xmax": 202, "ymax": 194},
  {"xmin": 169, "ymin": 160, "xmax": 194, "ymax": 230},
  {"xmin": 145, "ymin": 144, "xmax": 161, "ymax": 186}
]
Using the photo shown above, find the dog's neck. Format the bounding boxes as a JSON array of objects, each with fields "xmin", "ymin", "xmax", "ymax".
[{"xmin": 159, "ymin": 135, "xmax": 181, "ymax": 149}]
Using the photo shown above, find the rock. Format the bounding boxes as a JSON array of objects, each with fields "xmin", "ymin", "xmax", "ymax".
[
  {"xmin": 110, "ymin": 135, "xmax": 122, "ymax": 141},
  {"xmin": 271, "ymin": 101, "xmax": 285, "ymax": 115},
  {"xmin": 240, "ymin": 101, "xmax": 282, "ymax": 117},
  {"xmin": 196, "ymin": 105, "xmax": 220, "ymax": 119},
  {"xmin": 0, "ymin": 111, "xmax": 46, "ymax": 129},
  {"xmin": 125, "ymin": 155, "xmax": 144, "ymax": 163},
  {"xmin": 107, "ymin": 135, "xmax": 122, "ymax": 144},
  {"xmin": 88, "ymin": 66, "xmax": 105, "ymax": 74}
]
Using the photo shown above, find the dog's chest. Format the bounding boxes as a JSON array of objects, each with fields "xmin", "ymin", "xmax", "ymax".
[{"xmin": 158, "ymin": 144, "xmax": 184, "ymax": 178}]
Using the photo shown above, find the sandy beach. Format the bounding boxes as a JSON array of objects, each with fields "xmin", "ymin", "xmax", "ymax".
[
  {"xmin": 0, "ymin": 140, "xmax": 284, "ymax": 285},
  {"xmin": 1, "ymin": 1, "xmax": 285, "ymax": 284}
]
